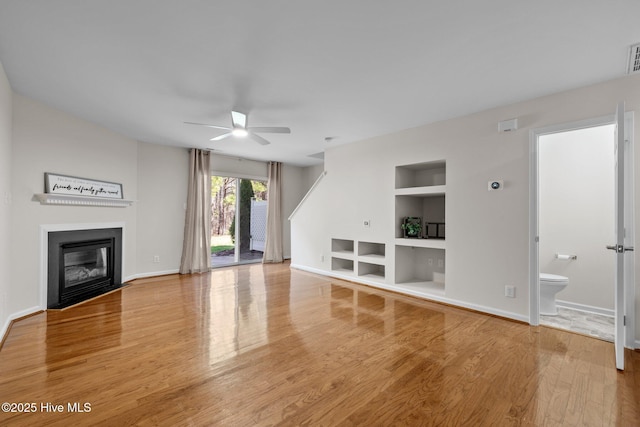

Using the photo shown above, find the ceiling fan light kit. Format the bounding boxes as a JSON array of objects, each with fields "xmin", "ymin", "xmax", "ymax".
[
  {"xmin": 232, "ymin": 128, "xmax": 249, "ymax": 137},
  {"xmin": 185, "ymin": 110, "xmax": 290, "ymax": 146}
]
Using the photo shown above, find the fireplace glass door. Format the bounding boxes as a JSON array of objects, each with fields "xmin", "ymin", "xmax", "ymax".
[
  {"xmin": 64, "ymin": 246, "xmax": 109, "ymax": 287},
  {"xmin": 60, "ymin": 239, "xmax": 113, "ymax": 302}
]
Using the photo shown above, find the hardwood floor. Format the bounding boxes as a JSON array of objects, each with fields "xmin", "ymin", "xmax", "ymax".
[{"xmin": 1, "ymin": 262, "xmax": 638, "ymax": 426}]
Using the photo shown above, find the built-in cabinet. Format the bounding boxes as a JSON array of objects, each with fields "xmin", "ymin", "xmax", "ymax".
[
  {"xmin": 394, "ymin": 160, "xmax": 446, "ymax": 296},
  {"xmin": 331, "ymin": 238, "xmax": 386, "ymax": 282},
  {"xmin": 327, "ymin": 160, "xmax": 446, "ymax": 301}
]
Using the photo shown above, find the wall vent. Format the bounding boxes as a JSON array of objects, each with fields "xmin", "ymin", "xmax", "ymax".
[{"xmin": 628, "ymin": 43, "xmax": 640, "ymax": 74}]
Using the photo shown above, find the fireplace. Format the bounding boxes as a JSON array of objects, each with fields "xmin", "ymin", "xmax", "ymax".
[{"xmin": 47, "ymin": 228, "xmax": 122, "ymax": 309}]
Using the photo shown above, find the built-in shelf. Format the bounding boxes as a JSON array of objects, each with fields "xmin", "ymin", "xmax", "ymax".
[
  {"xmin": 394, "ymin": 159, "xmax": 447, "ymax": 296},
  {"xmin": 358, "ymin": 262, "xmax": 385, "ymax": 279},
  {"xmin": 395, "ymin": 160, "xmax": 446, "ymax": 190},
  {"xmin": 394, "ymin": 238, "xmax": 446, "ymax": 250},
  {"xmin": 358, "ymin": 254, "xmax": 386, "ymax": 265},
  {"xmin": 331, "ymin": 238, "xmax": 354, "ymax": 254},
  {"xmin": 358, "ymin": 241, "xmax": 385, "ymax": 258},
  {"xmin": 395, "ymin": 245, "xmax": 445, "ymax": 290},
  {"xmin": 35, "ymin": 193, "xmax": 135, "ymax": 208},
  {"xmin": 330, "ymin": 238, "xmax": 386, "ymax": 281},
  {"xmin": 331, "ymin": 257, "xmax": 354, "ymax": 274},
  {"xmin": 394, "ymin": 185, "xmax": 446, "ymax": 197}
]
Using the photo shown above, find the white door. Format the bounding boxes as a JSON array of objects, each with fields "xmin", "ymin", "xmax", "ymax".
[{"xmin": 609, "ymin": 102, "xmax": 630, "ymax": 371}]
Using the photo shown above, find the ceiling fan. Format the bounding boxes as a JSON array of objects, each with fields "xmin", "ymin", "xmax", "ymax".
[{"xmin": 185, "ymin": 111, "xmax": 291, "ymax": 145}]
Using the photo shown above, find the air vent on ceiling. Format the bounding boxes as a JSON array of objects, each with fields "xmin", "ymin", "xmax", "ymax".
[{"xmin": 628, "ymin": 43, "xmax": 640, "ymax": 74}]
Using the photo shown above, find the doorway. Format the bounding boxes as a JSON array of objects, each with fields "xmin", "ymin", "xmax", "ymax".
[
  {"xmin": 538, "ymin": 124, "xmax": 615, "ymax": 341},
  {"xmin": 210, "ymin": 176, "xmax": 267, "ymax": 267},
  {"xmin": 530, "ymin": 111, "xmax": 636, "ymax": 354}
]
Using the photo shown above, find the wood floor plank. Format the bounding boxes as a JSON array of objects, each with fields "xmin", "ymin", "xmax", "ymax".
[{"xmin": 0, "ymin": 262, "xmax": 638, "ymax": 426}]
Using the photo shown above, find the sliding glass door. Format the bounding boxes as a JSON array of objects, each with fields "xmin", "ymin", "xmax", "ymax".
[{"xmin": 211, "ymin": 176, "xmax": 267, "ymax": 267}]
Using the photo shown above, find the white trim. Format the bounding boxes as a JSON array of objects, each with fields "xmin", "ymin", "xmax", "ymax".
[
  {"xmin": 211, "ymin": 171, "xmax": 267, "ymax": 182},
  {"xmin": 556, "ymin": 300, "xmax": 614, "ymax": 317},
  {"xmin": 623, "ymin": 112, "xmax": 636, "ymax": 350},
  {"xmin": 1, "ymin": 306, "xmax": 41, "ymax": 344},
  {"xmin": 34, "ymin": 193, "xmax": 134, "ymax": 207},
  {"xmin": 125, "ymin": 270, "xmax": 180, "ymax": 281},
  {"xmin": 39, "ymin": 222, "xmax": 126, "ymax": 310},
  {"xmin": 528, "ymin": 128, "xmax": 539, "ymax": 325},
  {"xmin": 291, "ymin": 264, "xmax": 529, "ymax": 323}
]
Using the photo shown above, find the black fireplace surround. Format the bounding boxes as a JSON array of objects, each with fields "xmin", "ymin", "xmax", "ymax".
[{"xmin": 47, "ymin": 228, "xmax": 123, "ymax": 309}]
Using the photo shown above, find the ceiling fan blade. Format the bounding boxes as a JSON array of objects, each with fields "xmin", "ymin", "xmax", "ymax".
[
  {"xmin": 248, "ymin": 133, "xmax": 271, "ymax": 145},
  {"xmin": 231, "ymin": 111, "xmax": 247, "ymax": 129},
  {"xmin": 210, "ymin": 132, "xmax": 233, "ymax": 141},
  {"xmin": 184, "ymin": 121, "xmax": 231, "ymax": 131},
  {"xmin": 248, "ymin": 126, "xmax": 291, "ymax": 134}
]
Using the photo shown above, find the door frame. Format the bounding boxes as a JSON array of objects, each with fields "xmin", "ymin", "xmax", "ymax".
[
  {"xmin": 211, "ymin": 172, "xmax": 268, "ymax": 268},
  {"xmin": 528, "ymin": 112, "xmax": 636, "ymax": 349}
]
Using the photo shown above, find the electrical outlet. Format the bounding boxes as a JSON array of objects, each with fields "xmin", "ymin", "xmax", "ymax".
[
  {"xmin": 437, "ymin": 259, "xmax": 444, "ymax": 268},
  {"xmin": 428, "ymin": 258, "xmax": 433, "ymax": 266},
  {"xmin": 153, "ymin": 255, "xmax": 160, "ymax": 263},
  {"xmin": 505, "ymin": 285, "xmax": 516, "ymax": 298}
]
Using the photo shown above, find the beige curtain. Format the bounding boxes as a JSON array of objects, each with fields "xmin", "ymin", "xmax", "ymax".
[
  {"xmin": 179, "ymin": 149, "xmax": 211, "ymax": 274},
  {"xmin": 263, "ymin": 161, "xmax": 283, "ymax": 263}
]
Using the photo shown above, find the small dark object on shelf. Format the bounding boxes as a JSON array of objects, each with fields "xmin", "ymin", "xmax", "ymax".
[{"xmin": 425, "ymin": 222, "xmax": 445, "ymax": 239}]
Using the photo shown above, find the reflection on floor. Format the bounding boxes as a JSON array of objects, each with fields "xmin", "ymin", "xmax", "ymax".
[
  {"xmin": 211, "ymin": 250, "xmax": 263, "ymax": 267},
  {"xmin": 541, "ymin": 307, "xmax": 614, "ymax": 342}
]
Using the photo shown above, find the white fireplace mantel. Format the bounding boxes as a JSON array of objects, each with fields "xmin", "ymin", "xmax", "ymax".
[{"xmin": 34, "ymin": 193, "xmax": 134, "ymax": 207}]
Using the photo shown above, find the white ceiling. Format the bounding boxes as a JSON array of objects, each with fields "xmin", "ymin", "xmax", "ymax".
[{"xmin": 0, "ymin": 1, "xmax": 639, "ymax": 166}]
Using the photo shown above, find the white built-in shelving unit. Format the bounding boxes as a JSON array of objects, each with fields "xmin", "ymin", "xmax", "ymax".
[
  {"xmin": 326, "ymin": 160, "xmax": 446, "ymax": 301},
  {"xmin": 331, "ymin": 238, "xmax": 386, "ymax": 282},
  {"xmin": 394, "ymin": 160, "xmax": 446, "ymax": 296},
  {"xmin": 331, "ymin": 238, "xmax": 355, "ymax": 274},
  {"xmin": 357, "ymin": 241, "xmax": 386, "ymax": 280}
]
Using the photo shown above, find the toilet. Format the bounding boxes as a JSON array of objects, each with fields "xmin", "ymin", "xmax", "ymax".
[{"xmin": 540, "ymin": 273, "xmax": 569, "ymax": 316}]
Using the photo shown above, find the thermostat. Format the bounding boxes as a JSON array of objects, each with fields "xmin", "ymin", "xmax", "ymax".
[{"xmin": 488, "ymin": 180, "xmax": 504, "ymax": 191}]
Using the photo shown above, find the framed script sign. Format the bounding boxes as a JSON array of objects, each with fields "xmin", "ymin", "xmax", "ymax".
[{"xmin": 44, "ymin": 173, "xmax": 124, "ymax": 199}]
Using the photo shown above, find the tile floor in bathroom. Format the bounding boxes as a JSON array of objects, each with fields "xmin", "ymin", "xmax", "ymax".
[{"xmin": 540, "ymin": 307, "xmax": 615, "ymax": 342}]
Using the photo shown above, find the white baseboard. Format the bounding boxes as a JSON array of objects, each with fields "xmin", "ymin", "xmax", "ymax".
[
  {"xmin": 124, "ymin": 269, "xmax": 180, "ymax": 282},
  {"xmin": 556, "ymin": 300, "xmax": 614, "ymax": 317},
  {"xmin": 290, "ymin": 264, "xmax": 529, "ymax": 323},
  {"xmin": 1, "ymin": 305, "xmax": 42, "ymax": 345}
]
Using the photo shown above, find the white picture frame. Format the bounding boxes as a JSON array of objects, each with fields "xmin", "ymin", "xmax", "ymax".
[{"xmin": 44, "ymin": 173, "xmax": 124, "ymax": 199}]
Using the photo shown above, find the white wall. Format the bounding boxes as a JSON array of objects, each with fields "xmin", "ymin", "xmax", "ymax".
[
  {"xmin": 136, "ymin": 142, "xmax": 189, "ymax": 276},
  {"xmin": 303, "ymin": 164, "xmax": 325, "ymax": 191},
  {"xmin": 539, "ymin": 125, "xmax": 615, "ymax": 311},
  {"xmin": 282, "ymin": 164, "xmax": 305, "ymax": 259},
  {"xmin": 291, "ymin": 73, "xmax": 640, "ymax": 341},
  {"xmin": 0, "ymin": 61, "xmax": 13, "ymax": 336},
  {"xmin": 11, "ymin": 94, "xmax": 138, "ymax": 313}
]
